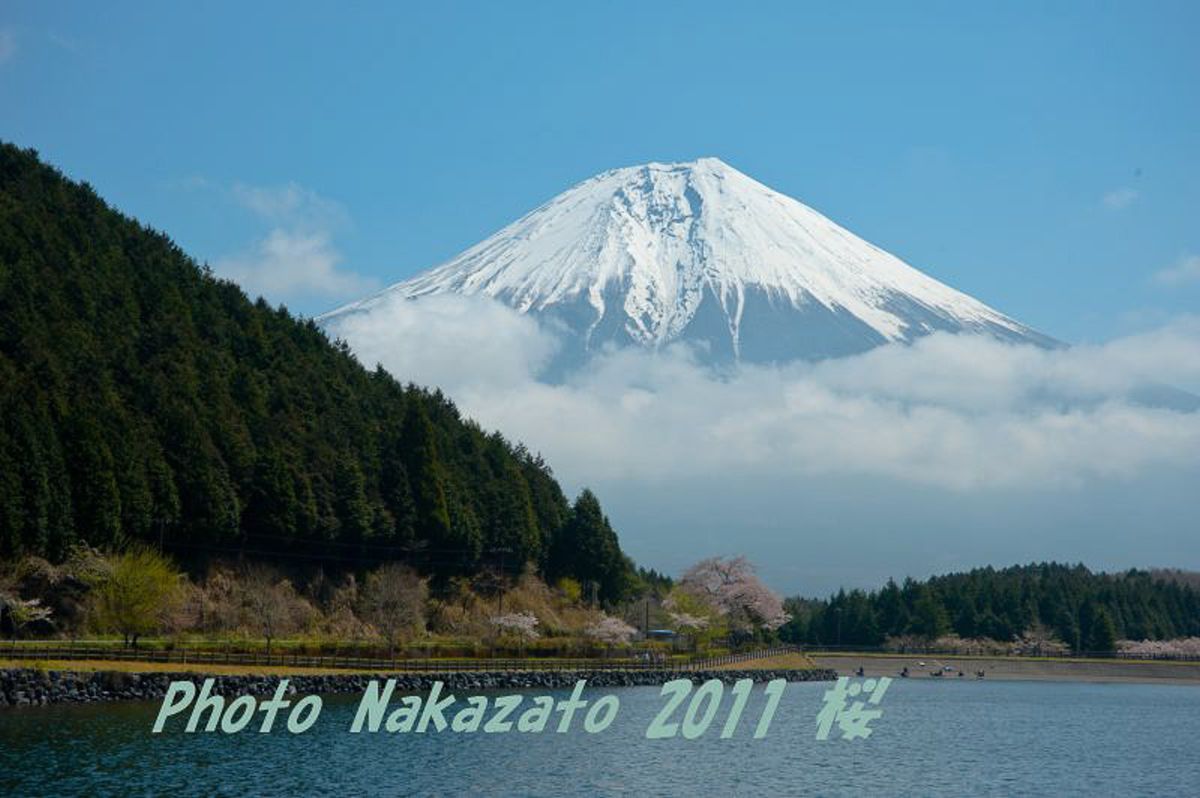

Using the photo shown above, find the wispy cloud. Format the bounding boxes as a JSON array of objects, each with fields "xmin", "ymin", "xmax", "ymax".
[
  {"xmin": 216, "ymin": 230, "xmax": 377, "ymax": 305},
  {"xmin": 231, "ymin": 181, "xmax": 349, "ymax": 231},
  {"xmin": 1102, "ymin": 187, "xmax": 1140, "ymax": 210},
  {"xmin": 210, "ymin": 181, "xmax": 375, "ymax": 308},
  {"xmin": 0, "ymin": 29, "xmax": 17, "ymax": 65},
  {"xmin": 1154, "ymin": 254, "xmax": 1200, "ymax": 287}
]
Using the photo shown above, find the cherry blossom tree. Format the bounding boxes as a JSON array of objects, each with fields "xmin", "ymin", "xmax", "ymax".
[
  {"xmin": 677, "ymin": 555, "xmax": 790, "ymax": 634},
  {"xmin": 667, "ymin": 611, "xmax": 710, "ymax": 632},
  {"xmin": 1, "ymin": 594, "xmax": 52, "ymax": 639},
  {"xmin": 1011, "ymin": 622, "xmax": 1071, "ymax": 656},
  {"xmin": 1118, "ymin": 637, "xmax": 1200, "ymax": 659},
  {"xmin": 489, "ymin": 611, "xmax": 540, "ymax": 641},
  {"xmin": 584, "ymin": 614, "xmax": 638, "ymax": 645},
  {"xmin": 661, "ymin": 588, "xmax": 721, "ymax": 649}
]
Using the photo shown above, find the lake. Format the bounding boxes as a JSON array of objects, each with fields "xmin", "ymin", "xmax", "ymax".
[{"xmin": 2, "ymin": 679, "xmax": 1197, "ymax": 796}]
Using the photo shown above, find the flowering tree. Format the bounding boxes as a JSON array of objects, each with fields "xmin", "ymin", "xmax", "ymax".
[
  {"xmin": 1011, "ymin": 623, "xmax": 1071, "ymax": 657},
  {"xmin": 661, "ymin": 587, "xmax": 722, "ymax": 650},
  {"xmin": 663, "ymin": 588, "xmax": 717, "ymax": 630},
  {"xmin": 1118, "ymin": 637, "xmax": 1200, "ymax": 659},
  {"xmin": 677, "ymin": 556, "xmax": 790, "ymax": 634},
  {"xmin": 584, "ymin": 614, "xmax": 638, "ymax": 645},
  {"xmin": 1, "ymin": 594, "xmax": 53, "ymax": 639},
  {"xmin": 490, "ymin": 611, "xmax": 540, "ymax": 641},
  {"xmin": 668, "ymin": 612, "xmax": 710, "ymax": 632}
]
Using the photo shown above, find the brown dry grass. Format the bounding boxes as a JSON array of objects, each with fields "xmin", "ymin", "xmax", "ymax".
[{"xmin": 711, "ymin": 652, "xmax": 817, "ymax": 671}]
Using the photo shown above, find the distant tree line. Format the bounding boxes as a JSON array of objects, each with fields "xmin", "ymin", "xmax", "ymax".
[
  {"xmin": 780, "ymin": 563, "xmax": 1200, "ymax": 653},
  {"xmin": 0, "ymin": 143, "xmax": 632, "ymax": 603}
]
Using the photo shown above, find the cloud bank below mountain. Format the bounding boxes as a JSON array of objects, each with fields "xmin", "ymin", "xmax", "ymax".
[{"xmin": 324, "ymin": 295, "xmax": 1200, "ymax": 592}]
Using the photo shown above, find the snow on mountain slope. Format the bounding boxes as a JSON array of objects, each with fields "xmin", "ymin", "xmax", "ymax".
[{"xmin": 321, "ymin": 157, "xmax": 1055, "ymax": 367}]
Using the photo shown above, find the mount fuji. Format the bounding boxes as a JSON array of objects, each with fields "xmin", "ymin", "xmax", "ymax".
[{"xmin": 321, "ymin": 158, "xmax": 1055, "ymax": 368}]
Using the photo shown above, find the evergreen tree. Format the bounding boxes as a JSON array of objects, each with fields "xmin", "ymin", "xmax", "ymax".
[
  {"xmin": 780, "ymin": 562, "xmax": 1200, "ymax": 652},
  {"xmin": 0, "ymin": 142, "xmax": 635, "ymax": 589},
  {"xmin": 550, "ymin": 490, "xmax": 630, "ymax": 604},
  {"xmin": 1083, "ymin": 603, "xmax": 1118, "ymax": 655},
  {"xmin": 908, "ymin": 587, "xmax": 951, "ymax": 639},
  {"xmin": 333, "ymin": 455, "xmax": 373, "ymax": 545},
  {"xmin": 398, "ymin": 400, "xmax": 452, "ymax": 549}
]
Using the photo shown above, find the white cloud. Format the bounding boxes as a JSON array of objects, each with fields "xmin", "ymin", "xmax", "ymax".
[
  {"xmin": 324, "ymin": 293, "xmax": 558, "ymax": 391},
  {"xmin": 324, "ymin": 297, "xmax": 1200, "ymax": 492},
  {"xmin": 1154, "ymin": 254, "xmax": 1200, "ymax": 286},
  {"xmin": 215, "ymin": 229, "xmax": 377, "ymax": 306},
  {"xmin": 0, "ymin": 29, "xmax": 16, "ymax": 64},
  {"xmin": 231, "ymin": 182, "xmax": 349, "ymax": 230},
  {"xmin": 211, "ymin": 181, "xmax": 374, "ymax": 308},
  {"xmin": 326, "ymin": 298, "xmax": 1200, "ymax": 591},
  {"xmin": 1102, "ymin": 187, "xmax": 1139, "ymax": 210}
]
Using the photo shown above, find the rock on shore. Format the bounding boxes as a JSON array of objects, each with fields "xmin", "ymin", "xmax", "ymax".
[{"xmin": 0, "ymin": 667, "xmax": 836, "ymax": 707}]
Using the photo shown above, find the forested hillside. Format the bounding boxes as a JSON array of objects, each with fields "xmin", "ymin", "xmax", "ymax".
[
  {"xmin": 0, "ymin": 144, "xmax": 630, "ymax": 600},
  {"xmin": 781, "ymin": 562, "xmax": 1200, "ymax": 653}
]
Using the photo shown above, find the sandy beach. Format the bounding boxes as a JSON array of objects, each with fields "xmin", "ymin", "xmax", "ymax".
[{"xmin": 810, "ymin": 652, "xmax": 1200, "ymax": 685}]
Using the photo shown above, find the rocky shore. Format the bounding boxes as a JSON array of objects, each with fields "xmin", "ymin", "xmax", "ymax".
[{"xmin": 0, "ymin": 667, "xmax": 835, "ymax": 707}]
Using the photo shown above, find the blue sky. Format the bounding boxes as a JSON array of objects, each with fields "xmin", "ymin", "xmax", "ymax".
[
  {"xmin": 2, "ymin": 2, "xmax": 1198, "ymax": 342},
  {"xmin": 3, "ymin": 3, "xmax": 1199, "ymax": 591}
]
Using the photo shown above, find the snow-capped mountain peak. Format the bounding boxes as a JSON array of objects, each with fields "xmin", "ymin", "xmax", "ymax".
[{"xmin": 322, "ymin": 158, "xmax": 1053, "ymax": 366}]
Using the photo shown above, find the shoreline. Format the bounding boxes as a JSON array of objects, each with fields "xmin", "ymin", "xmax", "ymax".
[
  {"xmin": 0, "ymin": 665, "xmax": 836, "ymax": 708},
  {"xmin": 811, "ymin": 652, "xmax": 1200, "ymax": 685},
  {"xmin": 6, "ymin": 649, "xmax": 1198, "ymax": 708}
]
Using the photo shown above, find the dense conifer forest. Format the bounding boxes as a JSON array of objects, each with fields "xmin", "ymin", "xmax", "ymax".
[
  {"xmin": 0, "ymin": 143, "xmax": 631, "ymax": 601},
  {"xmin": 781, "ymin": 562, "xmax": 1200, "ymax": 653}
]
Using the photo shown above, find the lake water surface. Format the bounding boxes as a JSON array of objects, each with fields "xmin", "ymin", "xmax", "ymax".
[{"xmin": 2, "ymin": 679, "xmax": 1196, "ymax": 796}]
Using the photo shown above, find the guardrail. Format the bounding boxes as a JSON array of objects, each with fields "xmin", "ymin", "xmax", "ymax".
[{"xmin": 0, "ymin": 641, "xmax": 806, "ymax": 673}]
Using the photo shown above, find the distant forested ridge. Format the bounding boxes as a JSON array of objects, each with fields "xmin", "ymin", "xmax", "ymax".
[
  {"xmin": 781, "ymin": 563, "xmax": 1200, "ymax": 652},
  {"xmin": 0, "ymin": 144, "xmax": 631, "ymax": 600}
]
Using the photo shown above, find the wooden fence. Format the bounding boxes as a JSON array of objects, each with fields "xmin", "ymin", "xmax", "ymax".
[{"xmin": 1, "ymin": 640, "xmax": 803, "ymax": 673}]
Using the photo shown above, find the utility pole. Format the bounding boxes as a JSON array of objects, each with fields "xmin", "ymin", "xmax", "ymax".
[{"xmin": 487, "ymin": 546, "xmax": 512, "ymax": 614}]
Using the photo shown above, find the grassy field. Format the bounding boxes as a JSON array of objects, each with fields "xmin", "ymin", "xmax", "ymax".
[
  {"xmin": 0, "ymin": 658, "xmax": 419, "ymax": 676},
  {"xmin": 0, "ymin": 656, "xmax": 807, "ymax": 677},
  {"xmin": 0, "ymin": 650, "xmax": 819, "ymax": 677},
  {"xmin": 13, "ymin": 651, "xmax": 1192, "ymax": 683}
]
